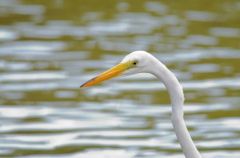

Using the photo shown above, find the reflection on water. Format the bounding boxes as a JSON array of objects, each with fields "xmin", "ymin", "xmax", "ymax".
[{"xmin": 0, "ymin": 0, "xmax": 240, "ymax": 158}]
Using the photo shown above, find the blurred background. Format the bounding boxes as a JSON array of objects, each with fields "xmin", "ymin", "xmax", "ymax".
[{"xmin": 0, "ymin": 0, "xmax": 240, "ymax": 157}]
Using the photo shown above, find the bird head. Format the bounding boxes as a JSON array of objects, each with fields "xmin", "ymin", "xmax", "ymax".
[{"xmin": 80, "ymin": 51, "xmax": 155, "ymax": 88}]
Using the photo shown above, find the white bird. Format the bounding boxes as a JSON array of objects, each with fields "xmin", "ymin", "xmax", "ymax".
[{"xmin": 81, "ymin": 51, "xmax": 202, "ymax": 158}]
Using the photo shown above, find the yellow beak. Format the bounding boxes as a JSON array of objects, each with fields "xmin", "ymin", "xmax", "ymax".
[{"xmin": 80, "ymin": 62, "xmax": 130, "ymax": 88}]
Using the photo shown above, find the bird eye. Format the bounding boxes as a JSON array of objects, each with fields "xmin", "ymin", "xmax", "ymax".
[{"xmin": 133, "ymin": 61, "xmax": 138, "ymax": 65}]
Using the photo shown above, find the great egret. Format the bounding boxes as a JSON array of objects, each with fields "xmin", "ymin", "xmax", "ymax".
[{"xmin": 80, "ymin": 51, "xmax": 202, "ymax": 158}]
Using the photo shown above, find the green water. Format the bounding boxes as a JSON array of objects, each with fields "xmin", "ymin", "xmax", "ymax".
[{"xmin": 0, "ymin": 0, "xmax": 240, "ymax": 157}]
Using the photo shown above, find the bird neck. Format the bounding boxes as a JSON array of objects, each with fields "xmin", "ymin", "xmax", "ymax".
[{"xmin": 151, "ymin": 60, "xmax": 201, "ymax": 158}]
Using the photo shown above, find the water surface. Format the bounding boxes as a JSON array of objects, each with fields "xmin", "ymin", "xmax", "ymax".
[{"xmin": 0, "ymin": 0, "xmax": 240, "ymax": 158}]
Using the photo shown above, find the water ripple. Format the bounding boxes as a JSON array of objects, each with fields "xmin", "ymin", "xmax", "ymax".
[{"xmin": 0, "ymin": 1, "xmax": 240, "ymax": 158}]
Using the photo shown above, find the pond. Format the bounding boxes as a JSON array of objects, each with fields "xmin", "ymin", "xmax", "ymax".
[{"xmin": 0, "ymin": 0, "xmax": 240, "ymax": 157}]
